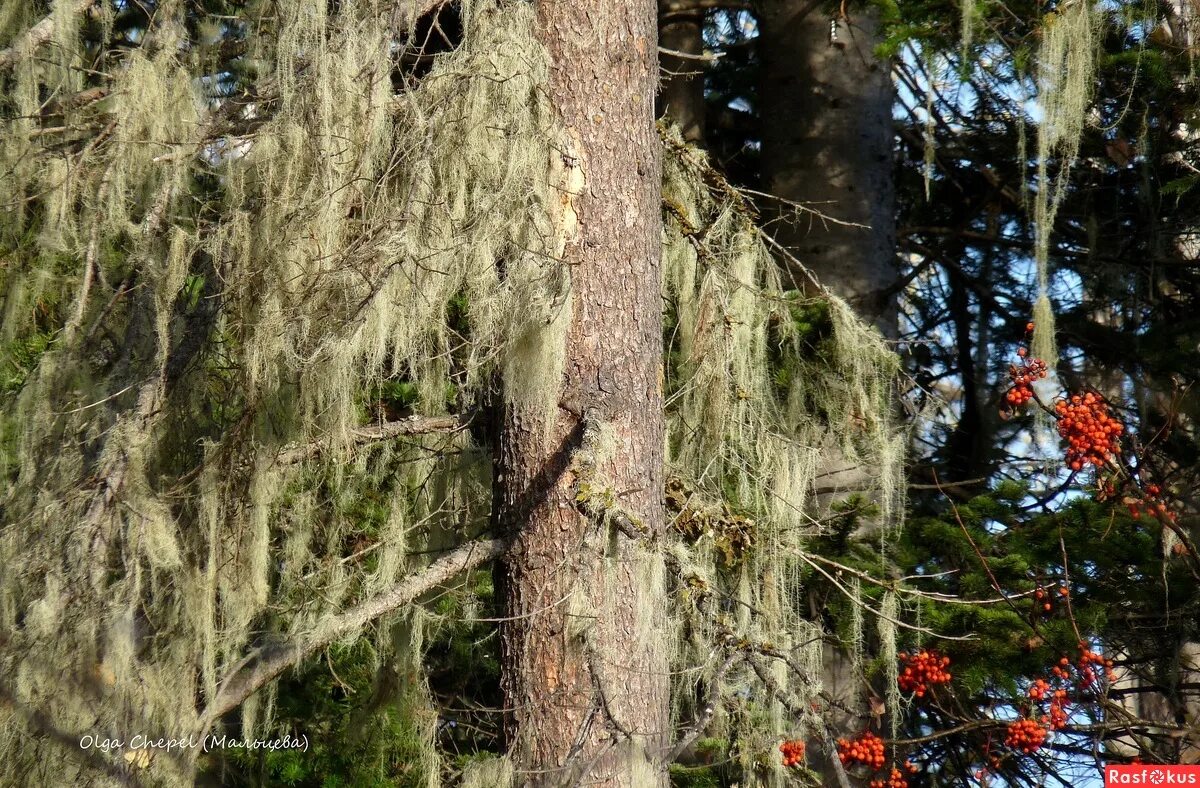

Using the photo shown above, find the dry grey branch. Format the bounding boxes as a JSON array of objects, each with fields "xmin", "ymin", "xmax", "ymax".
[{"xmin": 201, "ymin": 536, "xmax": 509, "ymax": 728}]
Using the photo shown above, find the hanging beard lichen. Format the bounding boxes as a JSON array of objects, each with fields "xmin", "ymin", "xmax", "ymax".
[
  {"xmin": 0, "ymin": 1, "xmax": 907, "ymax": 785},
  {"xmin": 1, "ymin": 1, "xmax": 565, "ymax": 783},
  {"xmin": 660, "ymin": 126, "xmax": 906, "ymax": 784},
  {"xmin": 879, "ymin": 591, "xmax": 901, "ymax": 739},
  {"xmin": 1032, "ymin": 0, "xmax": 1101, "ymax": 364},
  {"xmin": 961, "ymin": 0, "xmax": 977, "ymax": 57}
]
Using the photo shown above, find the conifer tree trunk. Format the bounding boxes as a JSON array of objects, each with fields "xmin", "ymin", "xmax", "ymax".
[
  {"xmin": 494, "ymin": 1, "xmax": 669, "ymax": 785},
  {"xmin": 659, "ymin": 0, "xmax": 706, "ymax": 141},
  {"xmin": 1108, "ymin": 1, "xmax": 1200, "ymax": 758},
  {"xmin": 756, "ymin": 3, "xmax": 897, "ymax": 783},
  {"xmin": 758, "ymin": 0, "xmax": 897, "ymax": 337}
]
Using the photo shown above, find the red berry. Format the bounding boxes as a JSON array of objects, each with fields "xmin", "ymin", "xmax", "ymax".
[
  {"xmin": 897, "ymin": 650, "xmax": 953, "ymax": 697},
  {"xmin": 1005, "ymin": 718, "xmax": 1048, "ymax": 753},
  {"xmin": 837, "ymin": 731, "xmax": 886, "ymax": 770}
]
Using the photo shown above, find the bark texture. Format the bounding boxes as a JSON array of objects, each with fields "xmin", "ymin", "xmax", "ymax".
[
  {"xmin": 495, "ymin": 1, "xmax": 669, "ymax": 785},
  {"xmin": 758, "ymin": 0, "xmax": 897, "ymax": 337}
]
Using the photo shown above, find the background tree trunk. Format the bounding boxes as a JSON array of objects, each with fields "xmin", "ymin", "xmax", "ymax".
[
  {"xmin": 758, "ymin": 0, "xmax": 897, "ymax": 337},
  {"xmin": 756, "ymin": 2, "xmax": 898, "ymax": 783},
  {"xmin": 1107, "ymin": 0, "xmax": 1200, "ymax": 759},
  {"xmin": 495, "ymin": 1, "xmax": 669, "ymax": 785},
  {"xmin": 658, "ymin": 0, "xmax": 707, "ymax": 141}
]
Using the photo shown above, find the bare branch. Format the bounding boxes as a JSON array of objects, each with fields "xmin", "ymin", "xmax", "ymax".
[
  {"xmin": 200, "ymin": 536, "xmax": 509, "ymax": 728},
  {"xmin": 0, "ymin": 0, "xmax": 96, "ymax": 72},
  {"xmin": 276, "ymin": 413, "xmax": 473, "ymax": 464},
  {"xmin": 658, "ymin": 46, "xmax": 723, "ymax": 61}
]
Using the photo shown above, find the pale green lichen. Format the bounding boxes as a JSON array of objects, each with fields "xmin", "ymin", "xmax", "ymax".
[
  {"xmin": 660, "ymin": 128, "xmax": 905, "ymax": 783},
  {"xmin": 0, "ymin": 1, "xmax": 561, "ymax": 782},
  {"xmin": 1033, "ymin": 1, "xmax": 1102, "ymax": 366},
  {"xmin": 961, "ymin": 0, "xmax": 977, "ymax": 57},
  {"xmin": 879, "ymin": 591, "xmax": 901, "ymax": 739},
  {"xmin": 0, "ymin": 2, "xmax": 907, "ymax": 784},
  {"xmin": 461, "ymin": 755, "xmax": 515, "ymax": 788}
]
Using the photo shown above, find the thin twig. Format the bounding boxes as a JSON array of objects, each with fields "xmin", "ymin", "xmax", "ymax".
[{"xmin": 275, "ymin": 413, "xmax": 473, "ymax": 464}]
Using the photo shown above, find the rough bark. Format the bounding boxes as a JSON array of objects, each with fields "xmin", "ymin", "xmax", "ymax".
[
  {"xmin": 758, "ymin": 0, "xmax": 897, "ymax": 338},
  {"xmin": 495, "ymin": 1, "xmax": 669, "ymax": 786},
  {"xmin": 658, "ymin": 1, "xmax": 706, "ymax": 142}
]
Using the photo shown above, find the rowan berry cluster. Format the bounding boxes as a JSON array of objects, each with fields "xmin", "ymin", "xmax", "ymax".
[
  {"xmin": 1055, "ymin": 392, "xmax": 1123, "ymax": 471},
  {"xmin": 1005, "ymin": 718, "xmax": 1048, "ymax": 753},
  {"xmin": 1040, "ymin": 645, "xmax": 1115, "ymax": 705},
  {"xmin": 897, "ymin": 650, "xmax": 952, "ymax": 697},
  {"xmin": 869, "ymin": 767, "xmax": 911, "ymax": 788},
  {"xmin": 837, "ymin": 731, "xmax": 886, "ymax": 769},
  {"xmin": 1127, "ymin": 482, "xmax": 1178, "ymax": 524},
  {"xmin": 1077, "ymin": 646, "xmax": 1116, "ymax": 689},
  {"xmin": 1047, "ymin": 698, "xmax": 1068, "ymax": 730},
  {"xmin": 1027, "ymin": 677, "xmax": 1070, "ymax": 731},
  {"xmin": 1005, "ymin": 352, "xmax": 1048, "ymax": 408},
  {"xmin": 778, "ymin": 739, "xmax": 806, "ymax": 767}
]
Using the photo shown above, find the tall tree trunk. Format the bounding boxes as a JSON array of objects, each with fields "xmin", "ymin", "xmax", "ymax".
[
  {"xmin": 658, "ymin": 0, "xmax": 706, "ymax": 141},
  {"xmin": 495, "ymin": 1, "xmax": 669, "ymax": 785},
  {"xmin": 758, "ymin": 0, "xmax": 897, "ymax": 337},
  {"xmin": 756, "ymin": 2, "xmax": 897, "ymax": 783}
]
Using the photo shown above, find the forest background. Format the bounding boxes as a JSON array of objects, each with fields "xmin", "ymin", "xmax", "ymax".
[{"xmin": 1, "ymin": 0, "xmax": 1199, "ymax": 786}]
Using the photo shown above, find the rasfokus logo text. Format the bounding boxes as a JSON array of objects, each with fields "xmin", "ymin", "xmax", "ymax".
[{"xmin": 1106, "ymin": 765, "xmax": 1200, "ymax": 785}]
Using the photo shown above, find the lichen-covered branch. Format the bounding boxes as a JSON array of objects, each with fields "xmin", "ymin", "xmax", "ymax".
[
  {"xmin": 201, "ymin": 536, "xmax": 509, "ymax": 727},
  {"xmin": 276, "ymin": 413, "xmax": 474, "ymax": 464},
  {"xmin": 0, "ymin": 0, "xmax": 96, "ymax": 72},
  {"xmin": 662, "ymin": 644, "xmax": 743, "ymax": 765}
]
